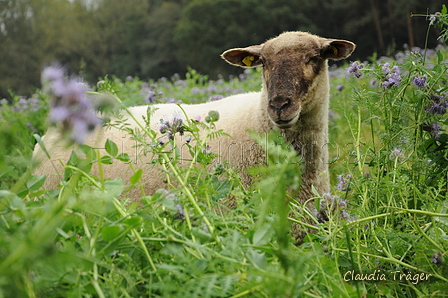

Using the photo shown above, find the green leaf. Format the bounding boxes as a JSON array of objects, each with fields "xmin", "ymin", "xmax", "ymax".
[
  {"xmin": 211, "ymin": 177, "xmax": 231, "ymax": 200},
  {"xmin": 253, "ymin": 223, "xmax": 273, "ymax": 246},
  {"xmin": 105, "ymin": 139, "xmax": 118, "ymax": 157},
  {"xmin": 116, "ymin": 153, "xmax": 130, "ymax": 162},
  {"xmin": 246, "ymin": 247, "xmax": 267, "ymax": 269},
  {"xmin": 100, "ymin": 155, "xmax": 113, "ymax": 164},
  {"xmin": 26, "ymin": 175, "xmax": 46, "ymax": 192},
  {"xmin": 437, "ymin": 50, "xmax": 443, "ymax": 64},
  {"xmin": 130, "ymin": 169, "xmax": 143, "ymax": 184},
  {"xmin": 104, "ymin": 178, "xmax": 124, "ymax": 197},
  {"xmin": 0, "ymin": 190, "xmax": 25, "ymax": 210},
  {"xmin": 442, "ymin": 4, "xmax": 447, "ymax": 15},
  {"xmin": 33, "ymin": 134, "xmax": 51, "ymax": 159},
  {"xmin": 64, "ymin": 151, "xmax": 79, "ymax": 180},
  {"xmin": 102, "ymin": 225, "xmax": 122, "ymax": 241},
  {"xmin": 125, "ymin": 217, "xmax": 141, "ymax": 227},
  {"xmin": 79, "ymin": 144, "xmax": 95, "ymax": 160}
]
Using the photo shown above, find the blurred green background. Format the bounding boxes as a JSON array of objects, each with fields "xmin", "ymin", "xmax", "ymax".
[{"xmin": 0, "ymin": 0, "xmax": 445, "ymax": 99}]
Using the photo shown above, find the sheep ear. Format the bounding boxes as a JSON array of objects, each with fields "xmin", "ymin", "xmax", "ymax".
[
  {"xmin": 221, "ymin": 45, "xmax": 263, "ymax": 68},
  {"xmin": 321, "ymin": 40, "xmax": 356, "ymax": 60}
]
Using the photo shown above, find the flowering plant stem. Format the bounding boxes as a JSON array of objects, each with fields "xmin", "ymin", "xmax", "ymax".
[{"xmin": 108, "ymin": 93, "xmax": 220, "ymax": 246}]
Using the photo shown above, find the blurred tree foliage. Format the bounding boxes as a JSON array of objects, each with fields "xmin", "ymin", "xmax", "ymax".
[{"xmin": 0, "ymin": 0, "xmax": 445, "ymax": 98}]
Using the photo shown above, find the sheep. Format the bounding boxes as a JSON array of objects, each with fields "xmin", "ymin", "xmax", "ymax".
[{"xmin": 33, "ymin": 31, "xmax": 355, "ymax": 206}]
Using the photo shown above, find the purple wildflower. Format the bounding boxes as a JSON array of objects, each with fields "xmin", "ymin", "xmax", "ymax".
[
  {"xmin": 426, "ymin": 95, "xmax": 448, "ymax": 115},
  {"xmin": 202, "ymin": 222, "xmax": 209, "ymax": 232},
  {"xmin": 381, "ymin": 62, "xmax": 391, "ymax": 75},
  {"xmin": 158, "ymin": 124, "xmax": 167, "ymax": 134},
  {"xmin": 382, "ymin": 64, "xmax": 402, "ymax": 88},
  {"xmin": 171, "ymin": 73, "xmax": 181, "ymax": 81},
  {"xmin": 426, "ymin": 103, "xmax": 446, "ymax": 115},
  {"xmin": 412, "ymin": 75, "xmax": 427, "ymax": 88},
  {"xmin": 336, "ymin": 85, "xmax": 344, "ymax": 91},
  {"xmin": 431, "ymin": 122, "xmax": 442, "ymax": 139},
  {"xmin": 41, "ymin": 65, "xmax": 102, "ymax": 144},
  {"xmin": 202, "ymin": 145, "xmax": 212, "ymax": 155},
  {"xmin": 429, "ymin": 14, "xmax": 439, "ymax": 24},
  {"xmin": 42, "ymin": 66, "xmax": 65, "ymax": 83},
  {"xmin": 49, "ymin": 106, "xmax": 70, "ymax": 122},
  {"xmin": 208, "ymin": 94, "xmax": 224, "ymax": 101},
  {"xmin": 195, "ymin": 116, "xmax": 201, "ymax": 122},
  {"xmin": 145, "ymin": 91, "xmax": 157, "ymax": 104},
  {"xmin": 26, "ymin": 122, "xmax": 37, "ymax": 133},
  {"xmin": 347, "ymin": 61, "xmax": 363, "ymax": 78},
  {"xmin": 158, "ymin": 115, "xmax": 185, "ymax": 139},
  {"xmin": 71, "ymin": 117, "xmax": 89, "ymax": 144},
  {"xmin": 313, "ymin": 193, "xmax": 356, "ymax": 223},
  {"xmin": 191, "ymin": 87, "xmax": 202, "ymax": 95},
  {"xmin": 176, "ymin": 203, "xmax": 185, "ymax": 219},
  {"xmin": 431, "ymin": 252, "xmax": 443, "ymax": 265},
  {"xmin": 172, "ymin": 114, "xmax": 183, "ymax": 126},
  {"xmin": 389, "ymin": 148, "xmax": 406, "ymax": 162},
  {"xmin": 12, "ymin": 96, "xmax": 41, "ymax": 113},
  {"xmin": 337, "ymin": 174, "xmax": 352, "ymax": 191}
]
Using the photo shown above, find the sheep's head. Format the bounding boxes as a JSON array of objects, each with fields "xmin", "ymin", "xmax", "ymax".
[{"xmin": 222, "ymin": 31, "xmax": 355, "ymax": 129}]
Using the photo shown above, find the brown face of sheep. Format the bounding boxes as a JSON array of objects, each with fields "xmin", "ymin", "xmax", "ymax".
[{"xmin": 222, "ymin": 32, "xmax": 356, "ymax": 129}]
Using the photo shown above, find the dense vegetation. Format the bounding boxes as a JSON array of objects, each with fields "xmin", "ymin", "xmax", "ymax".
[
  {"xmin": 0, "ymin": 0, "xmax": 446, "ymax": 98},
  {"xmin": 1, "ymin": 4, "xmax": 448, "ymax": 298}
]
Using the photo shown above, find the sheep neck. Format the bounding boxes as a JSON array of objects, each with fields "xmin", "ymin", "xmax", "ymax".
[{"xmin": 259, "ymin": 68, "xmax": 331, "ymax": 197}]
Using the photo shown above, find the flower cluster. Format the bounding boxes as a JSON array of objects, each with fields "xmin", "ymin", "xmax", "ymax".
[
  {"xmin": 42, "ymin": 65, "xmax": 102, "ymax": 144},
  {"xmin": 11, "ymin": 96, "xmax": 41, "ymax": 113},
  {"xmin": 158, "ymin": 114, "xmax": 185, "ymax": 141},
  {"xmin": 381, "ymin": 63, "xmax": 402, "ymax": 88},
  {"xmin": 347, "ymin": 61, "xmax": 364, "ymax": 78},
  {"xmin": 426, "ymin": 95, "xmax": 448, "ymax": 115},
  {"xmin": 140, "ymin": 83, "xmax": 163, "ymax": 104},
  {"xmin": 412, "ymin": 74, "xmax": 427, "ymax": 88},
  {"xmin": 431, "ymin": 252, "xmax": 443, "ymax": 265},
  {"xmin": 337, "ymin": 174, "xmax": 352, "ymax": 191},
  {"xmin": 389, "ymin": 147, "xmax": 406, "ymax": 162},
  {"xmin": 202, "ymin": 144, "xmax": 212, "ymax": 155},
  {"xmin": 312, "ymin": 193, "xmax": 355, "ymax": 223},
  {"xmin": 208, "ymin": 94, "xmax": 224, "ymax": 102},
  {"xmin": 431, "ymin": 122, "xmax": 442, "ymax": 139},
  {"xmin": 428, "ymin": 12, "xmax": 441, "ymax": 25}
]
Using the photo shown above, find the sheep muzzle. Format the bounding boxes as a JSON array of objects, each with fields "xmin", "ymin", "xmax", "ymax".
[
  {"xmin": 266, "ymin": 71, "xmax": 304, "ymax": 128},
  {"xmin": 267, "ymin": 93, "xmax": 302, "ymax": 128}
]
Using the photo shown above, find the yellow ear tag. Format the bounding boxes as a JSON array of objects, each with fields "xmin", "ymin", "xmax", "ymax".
[
  {"xmin": 330, "ymin": 45, "xmax": 338, "ymax": 55},
  {"xmin": 242, "ymin": 55, "xmax": 255, "ymax": 66}
]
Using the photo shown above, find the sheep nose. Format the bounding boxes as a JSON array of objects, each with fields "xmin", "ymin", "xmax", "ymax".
[{"xmin": 269, "ymin": 95, "xmax": 291, "ymax": 114}]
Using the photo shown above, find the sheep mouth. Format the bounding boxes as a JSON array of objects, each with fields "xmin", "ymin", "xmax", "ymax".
[{"xmin": 274, "ymin": 118, "xmax": 297, "ymax": 129}]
